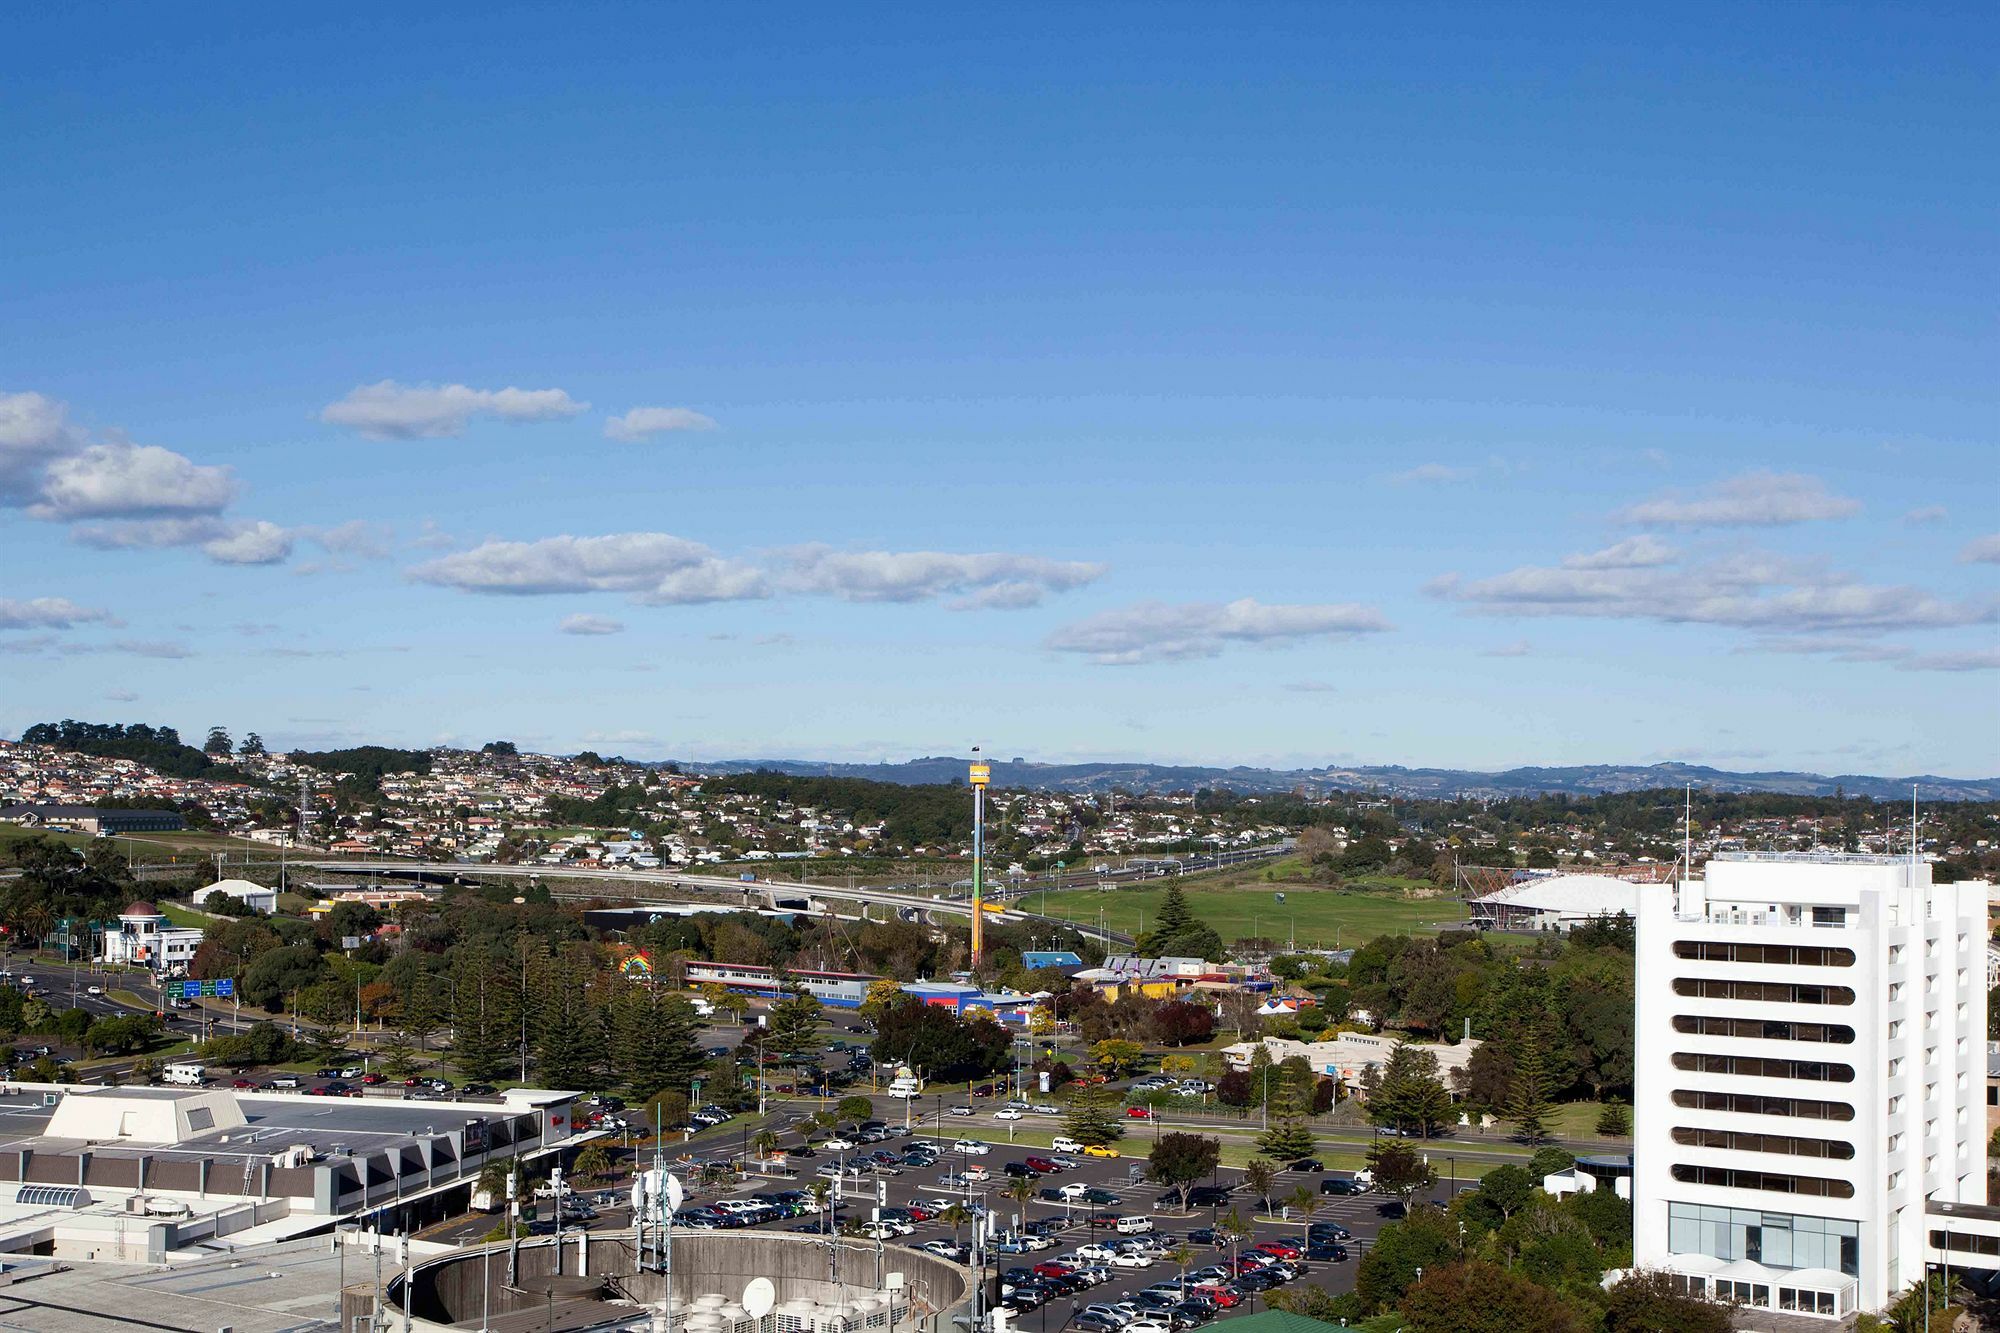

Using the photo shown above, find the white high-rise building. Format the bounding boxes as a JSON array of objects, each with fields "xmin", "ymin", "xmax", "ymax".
[{"xmin": 1634, "ymin": 853, "xmax": 1991, "ymax": 1319}]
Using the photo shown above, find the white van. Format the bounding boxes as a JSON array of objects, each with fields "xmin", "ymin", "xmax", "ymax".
[
  {"xmin": 1115, "ymin": 1216, "xmax": 1155, "ymax": 1235},
  {"xmin": 1051, "ymin": 1136, "xmax": 1084, "ymax": 1153},
  {"xmin": 162, "ymin": 1063, "xmax": 207, "ymax": 1087},
  {"xmin": 887, "ymin": 1074, "xmax": 923, "ymax": 1099}
]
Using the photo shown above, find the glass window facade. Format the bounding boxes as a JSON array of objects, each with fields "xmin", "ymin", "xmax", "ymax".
[
  {"xmin": 1671, "ymin": 1052, "xmax": 1854, "ymax": 1082},
  {"xmin": 1671, "ymin": 1126, "xmax": 1854, "ymax": 1159},
  {"xmin": 1669, "ymin": 1165, "xmax": 1855, "ymax": 1199},
  {"xmin": 1671, "ymin": 1089, "xmax": 1854, "ymax": 1121},
  {"xmin": 1673, "ymin": 978, "xmax": 1855, "ymax": 1005},
  {"xmin": 1673, "ymin": 941, "xmax": 1855, "ymax": 967},
  {"xmin": 1667, "ymin": 1202, "xmax": 1860, "ymax": 1276},
  {"xmin": 1672, "ymin": 1015, "xmax": 1855, "ymax": 1043}
]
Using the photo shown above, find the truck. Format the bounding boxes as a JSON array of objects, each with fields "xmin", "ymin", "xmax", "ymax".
[
  {"xmin": 886, "ymin": 1074, "xmax": 924, "ymax": 1099},
  {"xmin": 162, "ymin": 1063, "xmax": 207, "ymax": 1087}
]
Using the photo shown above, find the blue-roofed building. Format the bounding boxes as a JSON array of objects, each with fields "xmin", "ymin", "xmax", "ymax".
[
  {"xmin": 1021, "ymin": 950, "xmax": 1083, "ymax": 970},
  {"xmin": 901, "ymin": 980, "xmax": 1038, "ymax": 1024}
]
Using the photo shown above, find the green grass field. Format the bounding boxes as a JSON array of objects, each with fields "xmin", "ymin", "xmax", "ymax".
[
  {"xmin": 1021, "ymin": 878, "xmax": 1467, "ymax": 949},
  {"xmin": 0, "ymin": 825, "xmax": 270, "ymax": 870}
]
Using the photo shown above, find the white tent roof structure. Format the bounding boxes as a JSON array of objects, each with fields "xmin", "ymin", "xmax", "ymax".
[{"xmin": 1471, "ymin": 874, "xmax": 1642, "ymax": 922}]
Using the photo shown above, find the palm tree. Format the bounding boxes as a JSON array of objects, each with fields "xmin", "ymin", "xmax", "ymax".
[
  {"xmin": 1170, "ymin": 1244, "xmax": 1194, "ymax": 1297},
  {"xmin": 1288, "ymin": 1184, "xmax": 1316, "ymax": 1224},
  {"xmin": 941, "ymin": 1202, "xmax": 971, "ymax": 1248},
  {"xmin": 752, "ymin": 1129, "xmax": 779, "ymax": 1161},
  {"xmin": 1005, "ymin": 1175, "xmax": 1036, "ymax": 1215}
]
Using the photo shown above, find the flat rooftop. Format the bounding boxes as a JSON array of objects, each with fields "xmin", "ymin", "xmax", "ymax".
[
  {"xmin": 0, "ymin": 1235, "xmax": 345, "ymax": 1332},
  {"xmin": 0, "ymin": 1087, "xmax": 553, "ymax": 1165}
]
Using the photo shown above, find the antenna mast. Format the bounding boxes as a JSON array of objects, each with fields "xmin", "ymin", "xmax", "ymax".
[{"xmin": 1683, "ymin": 784, "xmax": 1692, "ymax": 877}]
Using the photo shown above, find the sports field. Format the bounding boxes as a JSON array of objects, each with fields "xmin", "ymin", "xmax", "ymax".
[{"xmin": 1021, "ymin": 878, "xmax": 1468, "ymax": 949}]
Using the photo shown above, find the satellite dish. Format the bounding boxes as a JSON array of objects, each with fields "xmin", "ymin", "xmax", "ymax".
[
  {"xmin": 743, "ymin": 1278, "xmax": 776, "ymax": 1319},
  {"xmin": 1274, "ymin": 892, "xmax": 1285, "ymax": 903},
  {"xmin": 630, "ymin": 1178, "xmax": 647, "ymax": 1214},
  {"xmin": 665, "ymin": 1172, "xmax": 685, "ymax": 1215}
]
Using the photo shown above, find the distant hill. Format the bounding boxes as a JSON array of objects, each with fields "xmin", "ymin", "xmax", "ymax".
[{"xmin": 677, "ymin": 756, "xmax": 2000, "ymax": 803}]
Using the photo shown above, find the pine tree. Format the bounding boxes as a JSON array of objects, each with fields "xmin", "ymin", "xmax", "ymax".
[
  {"xmin": 1594, "ymin": 1099, "xmax": 1631, "ymax": 1137},
  {"xmin": 1064, "ymin": 1079, "xmax": 1124, "ymax": 1146},
  {"xmin": 611, "ymin": 987, "xmax": 704, "ymax": 1102},
  {"xmin": 1504, "ymin": 1026, "xmax": 1554, "ymax": 1143},
  {"xmin": 533, "ymin": 944, "xmax": 605, "ymax": 1090},
  {"xmin": 1370, "ymin": 1043, "xmax": 1454, "ymax": 1138},
  {"xmin": 1137, "ymin": 880, "xmax": 1224, "ymax": 959},
  {"xmin": 768, "ymin": 981, "xmax": 823, "ymax": 1058},
  {"xmin": 1257, "ymin": 1073, "xmax": 1317, "ymax": 1159},
  {"xmin": 449, "ymin": 947, "xmax": 516, "ymax": 1083}
]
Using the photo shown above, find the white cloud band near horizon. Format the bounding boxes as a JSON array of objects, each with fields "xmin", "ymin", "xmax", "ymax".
[{"xmin": 1046, "ymin": 597, "xmax": 1391, "ymax": 664}]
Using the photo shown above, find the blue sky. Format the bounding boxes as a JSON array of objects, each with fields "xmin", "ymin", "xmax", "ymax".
[{"xmin": 2, "ymin": 5, "xmax": 1994, "ymax": 775}]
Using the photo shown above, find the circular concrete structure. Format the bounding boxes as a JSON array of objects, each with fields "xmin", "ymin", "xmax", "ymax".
[{"xmin": 376, "ymin": 1230, "xmax": 977, "ymax": 1333}]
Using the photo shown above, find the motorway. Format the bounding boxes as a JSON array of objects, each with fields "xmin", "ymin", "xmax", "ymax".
[{"xmin": 289, "ymin": 842, "xmax": 1295, "ymax": 950}]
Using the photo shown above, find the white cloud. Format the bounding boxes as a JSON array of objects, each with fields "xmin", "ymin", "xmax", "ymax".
[
  {"xmin": 0, "ymin": 597, "xmax": 115, "ymax": 631},
  {"xmin": 1959, "ymin": 533, "xmax": 2000, "ymax": 565},
  {"xmin": 68, "ymin": 514, "xmax": 297, "ymax": 567},
  {"xmin": 105, "ymin": 689, "xmax": 139, "ymax": 702},
  {"xmin": 29, "ymin": 443, "xmax": 237, "ymax": 519},
  {"xmin": 1900, "ymin": 648, "xmax": 2000, "ymax": 673},
  {"xmin": 201, "ymin": 520, "xmax": 296, "ymax": 566},
  {"xmin": 1285, "ymin": 681, "xmax": 1339, "ymax": 693},
  {"xmin": 1387, "ymin": 462, "xmax": 1473, "ymax": 484},
  {"xmin": 1046, "ymin": 598, "xmax": 1391, "ymax": 665},
  {"xmin": 631, "ymin": 559, "xmax": 771, "ymax": 605},
  {"xmin": 321, "ymin": 380, "xmax": 589, "ymax": 439},
  {"xmin": 1741, "ymin": 637, "xmax": 1911, "ymax": 664},
  {"xmin": 0, "ymin": 636, "xmax": 194, "ymax": 659},
  {"xmin": 782, "ymin": 545, "xmax": 1107, "ymax": 608},
  {"xmin": 1903, "ymin": 505, "xmax": 1949, "ymax": 526},
  {"xmin": 0, "ymin": 391, "xmax": 83, "ymax": 496},
  {"xmin": 306, "ymin": 519, "xmax": 395, "ymax": 559},
  {"xmin": 409, "ymin": 532, "xmax": 771, "ymax": 603},
  {"xmin": 1562, "ymin": 535, "xmax": 1678, "ymax": 570},
  {"xmin": 604, "ymin": 406, "xmax": 718, "ymax": 440},
  {"xmin": 559, "ymin": 613, "xmax": 626, "ymax": 636},
  {"xmin": 1481, "ymin": 640, "xmax": 1534, "ymax": 657},
  {"xmin": 1433, "ymin": 547, "xmax": 1996, "ymax": 635},
  {"xmin": 69, "ymin": 516, "xmax": 231, "ymax": 550},
  {"xmin": 1615, "ymin": 471, "xmax": 1860, "ymax": 527}
]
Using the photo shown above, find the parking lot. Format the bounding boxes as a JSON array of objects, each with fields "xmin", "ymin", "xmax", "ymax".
[{"xmin": 657, "ymin": 1123, "xmax": 1414, "ymax": 1327}]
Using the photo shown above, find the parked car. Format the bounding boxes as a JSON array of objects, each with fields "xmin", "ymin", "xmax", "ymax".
[{"xmin": 1288, "ymin": 1158, "xmax": 1323, "ymax": 1172}]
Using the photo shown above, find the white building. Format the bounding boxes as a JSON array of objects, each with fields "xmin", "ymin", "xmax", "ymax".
[
  {"xmin": 1469, "ymin": 872, "xmax": 1641, "ymax": 932},
  {"xmin": 1220, "ymin": 1032, "xmax": 1483, "ymax": 1095},
  {"xmin": 1633, "ymin": 852, "xmax": 1991, "ymax": 1320},
  {"xmin": 98, "ymin": 901, "xmax": 205, "ymax": 975},
  {"xmin": 199, "ymin": 878, "xmax": 277, "ymax": 914}
]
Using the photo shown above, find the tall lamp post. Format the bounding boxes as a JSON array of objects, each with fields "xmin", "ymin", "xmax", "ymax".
[{"xmin": 970, "ymin": 749, "xmax": 989, "ymax": 965}]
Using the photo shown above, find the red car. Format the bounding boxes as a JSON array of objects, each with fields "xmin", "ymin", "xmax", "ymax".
[
  {"xmin": 1124, "ymin": 1106, "xmax": 1154, "ymax": 1119},
  {"xmin": 1023, "ymin": 1156, "xmax": 1058, "ymax": 1173},
  {"xmin": 231, "ymin": 1078, "xmax": 255, "ymax": 1090},
  {"xmin": 1192, "ymin": 1285, "xmax": 1242, "ymax": 1309},
  {"xmin": 1255, "ymin": 1240, "xmax": 1302, "ymax": 1260},
  {"xmin": 906, "ymin": 1205, "xmax": 936, "ymax": 1222},
  {"xmin": 1032, "ymin": 1261, "xmax": 1075, "ymax": 1279},
  {"xmin": 360, "ymin": 1073, "xmax": 386, "ymax": 1086},
  {"xmin": 1088, "ymin": 1213, "xmax": 1122, "ymax": 1228}
]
